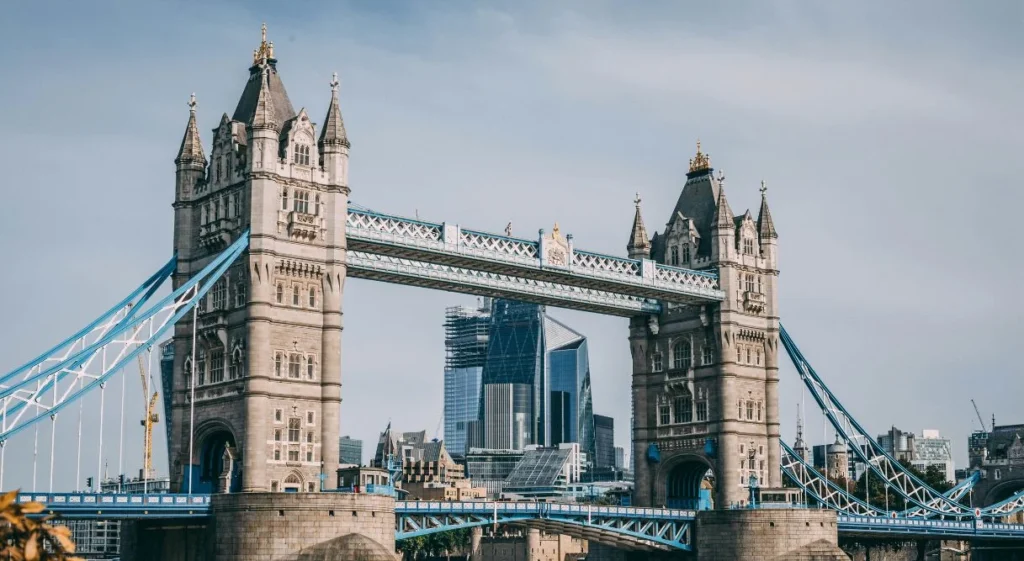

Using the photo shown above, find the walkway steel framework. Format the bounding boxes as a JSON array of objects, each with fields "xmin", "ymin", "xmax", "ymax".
[{"xmin": 4, "ymin": 208, "xmax": 1024, "ymax": 549}]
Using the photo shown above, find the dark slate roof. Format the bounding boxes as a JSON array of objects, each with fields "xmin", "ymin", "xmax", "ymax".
[
  {"xmin": 989, "ymin": 424, "xmax": 1024, "ymax": 458},
  {"xmin": 669, "ymin": 172, "xmax": 720, "ymax": 257},
  {"xmin": 232, "ymin": 61, "xmax": 296, "ymax": 126}
]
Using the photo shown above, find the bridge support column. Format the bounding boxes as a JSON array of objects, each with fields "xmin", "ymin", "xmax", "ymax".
[
  {"xmin": 122, "ymin": 493, "xmax": 396, "ymax": 561},
  {"xmin": 695, "ymin": 509, "xmax": 845, "ymax": 560}
]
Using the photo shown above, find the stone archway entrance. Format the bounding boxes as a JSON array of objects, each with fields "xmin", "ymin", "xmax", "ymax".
[
  {"xmin": 284, "ymin": 473, "xmax": 302, "ymax": 493},
  {"xmin": 666, "ymin": 457, "xmax": 715, "ymax": 510},
  {"xmin": 197, "ymin": 428, "xmax": 240, "ymax": 493}
]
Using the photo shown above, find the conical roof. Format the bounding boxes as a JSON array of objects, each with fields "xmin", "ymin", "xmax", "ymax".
[
  {"xmin": 175, "ymin": 93, "xmax": 205, "ymax": 164},
  {"xmin": 319, "ymin": 72, "xmax": 350, "ymax": 148},
  {"xmin": 626, "ymin": 194, "xmax": 650, "ymax": 255}
]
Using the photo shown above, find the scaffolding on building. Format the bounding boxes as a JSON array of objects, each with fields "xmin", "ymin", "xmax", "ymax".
[{"xmin": 444, "ymin": 304, "xmax": 491, "ymax": 370}]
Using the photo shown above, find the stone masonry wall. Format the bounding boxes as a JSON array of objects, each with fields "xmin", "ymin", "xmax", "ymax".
[
  {"xmin": 210, "ymin": 492, "xmax": 395, "ymax": 561},
  {"xmin": 696, "ymin": 509, "xmax": 846, "ymax": 561}
]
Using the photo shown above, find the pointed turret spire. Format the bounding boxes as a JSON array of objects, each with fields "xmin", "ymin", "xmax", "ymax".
[
  {"xmin": 319, "ymin": 72, "xmax": 350, "ymax": 149},
  {"xmin": 626, "ymin": 193, "xmax": 651, "ymax": 259},
  {"xmin": 757, "ymin": 180, "xmax": 778, "ymax": 239},
  {"xmin": 710, "ymin": 171, "xmax": 734, "ymax": 229},
  {"xmin": 175, "ymin": 93, "xmax": 206, "ymax": 164},
  {"xmin": 793, "ymin": 405, "xmax": 809, "ymax": 462},
  {"xmin": 250, "ymin": 67, "xmax": 278, "ymax": 130}
]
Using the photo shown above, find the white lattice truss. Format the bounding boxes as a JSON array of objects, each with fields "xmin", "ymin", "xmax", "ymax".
[
  {"xmin": 395, "ymin": 502, "xmax": 693, "ymax": 551},
  {"xmin": 781, "ymin": 326, "xmax": 1024, "ymax": 520},
  {"xmin": 347, "ymin": 251, "xmax": 661, "ymax": 316},
  {"xmin": 461, "ymin": 229, "xmax": 538, "ymax": 262},
  {"xmin": 347, "ymin": 209, "xmax": 724, "ymax": 303},
  {"xmin": 780, "ymin": 441, "xmax": 884, "ymax": 517},
  {"xmin": 0, "ymin": 234, "xmax": 249, "ymax": 443}
]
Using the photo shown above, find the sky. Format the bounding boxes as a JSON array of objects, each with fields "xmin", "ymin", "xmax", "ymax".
[{"xmin": 0, "ymin": 0, "xmax": 1021, "ymax": 490}]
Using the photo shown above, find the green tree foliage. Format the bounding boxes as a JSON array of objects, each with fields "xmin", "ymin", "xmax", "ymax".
[
  {"xmin": 397, "ymin": 528, "xmax": 472, "ymax": 560},
  {"xmin": 0, "ymin": 489, "xmax": 83, "ymax": 561}
]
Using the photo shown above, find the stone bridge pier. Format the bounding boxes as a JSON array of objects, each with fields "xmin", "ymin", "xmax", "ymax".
[{"xmin": 121, "ymin": 493, "xmax": 398, "ymax": 561}]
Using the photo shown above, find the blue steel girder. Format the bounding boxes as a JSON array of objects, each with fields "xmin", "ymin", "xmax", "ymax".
[
  {"xmin": 346, "ymin": 208, "xmax": 723, "ymax": 305},
  {"xmin": 781, "ymin": 325, "xmax": 1024, "ymax": 521},
  {"xmin": 394, "ymin": 501, "xmax": 693, "ymax": 551},
  {"xmin": 838, "ymin": 515, "xmax": 1024, "ymax": 540},
  {"xmin": 780, "ymin": 326, "xmax": 978, "ymax": 519},
  {"xmin": 346, "ymin": 251, "xmax": 661, "ymax": 316},
  {"xmin": 19, "ymin": 492, "xmax": 211, "ymax": 519},
  {"xmin": 0, "ymin": 233, "xmax": 249, "ymax": 442},
  {"xmin": 780, "ymin": 440, "xmax": 981, "ymax": 519}
]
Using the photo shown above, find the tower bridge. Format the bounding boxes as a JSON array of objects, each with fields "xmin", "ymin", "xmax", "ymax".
[{"xmin": 3, "ymin": 25, "xmax": 1023, "ymax": 560}]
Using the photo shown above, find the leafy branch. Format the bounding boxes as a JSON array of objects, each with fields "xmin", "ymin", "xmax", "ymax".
[{"xmin": 0, "ymin": 490, "xmax": 82, "ymax": 561}]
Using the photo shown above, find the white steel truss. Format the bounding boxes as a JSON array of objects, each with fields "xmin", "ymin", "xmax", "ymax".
[
  {"xmin": 347, "ymin": 251, "xmax": 661, "ymax": 316},
  {"xmin": 347, "ymin": 208, "xmax": 723, "ymax": 304}
]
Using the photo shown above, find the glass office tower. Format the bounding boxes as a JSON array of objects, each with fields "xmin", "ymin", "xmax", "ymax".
[
  {"xmin": 443, "ymin": 301, "xmax": 491, "ymax": 457},
  {"xmin": 446, "ymin": 298, "xmax": 596, "ymax": 463},
  {"xmin": 481, "ymin": 300, "xmax": 544, "ymax": 450}
]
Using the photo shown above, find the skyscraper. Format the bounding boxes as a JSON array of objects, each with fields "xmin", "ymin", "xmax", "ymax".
[
  {"xmin": 443, "ymin": 301, "xmax": 491, "ymax": 457},
  {"xmin": 444, "ymin": 298, "xmax": 597, "ymax": 461},
  {"xmin": 481, "ymin": 300, "xmax": 545, "ymax": 450},
  {"xmin": 593, "ymin": 414, "xmax": 615, "ymax": 470}
]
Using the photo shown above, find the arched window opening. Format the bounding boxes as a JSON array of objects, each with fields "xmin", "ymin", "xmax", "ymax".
[{"xmin": 673, "ymin": 340, "xmax": 692, "ymax": 371}]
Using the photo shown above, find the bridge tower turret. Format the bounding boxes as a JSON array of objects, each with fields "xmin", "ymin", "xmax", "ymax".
[
  {"xmin": 173, "ymin": 93, "xmax": 206, "ymax": 270},
  {"xmin": 168, "ymin": 24, "xmax": 348, "ymax": 494},
  {"xmin": 630, "ymin": 141, "xmax": 780, "ymax": 509}
]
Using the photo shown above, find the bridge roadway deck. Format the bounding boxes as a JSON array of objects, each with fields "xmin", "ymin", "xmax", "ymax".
[
  {"xmin": 18, "ymin": 493, "xmax": 1024, "ymax": 545},
  {"xmin": 345, "ymin": 208, "xmax": 724, "ymax": 314}
]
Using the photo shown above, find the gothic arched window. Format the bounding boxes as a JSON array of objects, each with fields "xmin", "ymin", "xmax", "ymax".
[
  {"xmin": 230, "ymin": 347, "xmax": 244, "ymax": 380},
  {"xmin": 669, "ymin": 246, "xmax": 679, "ymax": 266},
  {"xmin": 293, "ymin": 145, "xmax": 311, "ymax": 166},
  {"xmin": 672, "ymin": 340, "xmax": 691, "ymax": 371}
]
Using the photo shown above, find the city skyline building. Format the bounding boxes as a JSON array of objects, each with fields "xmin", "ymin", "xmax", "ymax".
[
  {"xmin": 594, "ymin": 414, "xmax": 615, "ymax": 471},
  {"xmin": 481, "ymin": 300, "xmax": 545, "ymax": 450},
  {"xmin": 877, "ymin": 426, "xmax": 954, "ymax": 483},
  {"xmin": 339, "ymin": 436, "xmax": 363, "ymax": 466},
  {"xmin": 444, "ymin": 298, "xmax": 597, "ymax": 464},
  {"xmin": 443, "ymin": 301, "xmax": 491, "ymax": 457}
]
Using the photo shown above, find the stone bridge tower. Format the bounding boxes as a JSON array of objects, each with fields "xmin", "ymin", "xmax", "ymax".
[
  {"xmin": 169, "ymin": 25, "xmax": 350, "ymax": 493},
  {"xmin": 629, "ymin": 142, "xmax": 780, "ymax": 508}
]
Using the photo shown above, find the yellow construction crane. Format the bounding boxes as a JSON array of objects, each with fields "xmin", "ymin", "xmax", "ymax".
[{"xmin": 137, "ymin": 348, "xmax": 159, "ymax": 480}]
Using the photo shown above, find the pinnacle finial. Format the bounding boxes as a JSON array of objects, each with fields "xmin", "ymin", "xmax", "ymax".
[
  {"xmin": 634, "ymin": 192, "xmax": 642, "ymax": 208},
  {"xmin": 688, "ymin": 139, "xmax": 711, "ymax": 173},
  {"xmin": 253, "ymin": 22, "xmax": 273, "ymax": 64},
  {"xmin": 716, "ymin": 169, "xmax": 725, "ymax": 184},
  {"xmin": 760, "ymin": 179, "xmax": 767, "ymax": 196},
  {"xmin": 188, "ymin": 92, "xmax": 197, "ymax": 113},
  {"xmin": 330, "ymin": 72, "xmax": 340, "ymax": 94}
]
